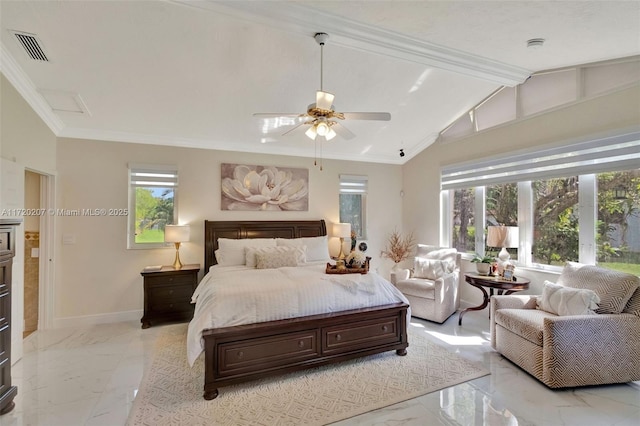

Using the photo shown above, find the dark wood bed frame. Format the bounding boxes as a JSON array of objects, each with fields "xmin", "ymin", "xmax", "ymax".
[{"xmin": 200, "ymin": 219, "xmax": 409, "ymax": 400}]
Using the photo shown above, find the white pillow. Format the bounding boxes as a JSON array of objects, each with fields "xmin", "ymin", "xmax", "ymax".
[
  {"xmin": 537, "ymin": 280, "xmax": 600, "ymax": 316},
  {"xmin": 416, "ymin": 245, "xmax": 457, "ymax": 267},
  {"xmin": 276, "ymin": 236, "xmax": 330, "ymax": 262},
  {"xmin": 256, "ymin": 249, "xmax": 299, "ymax": 269},
  {"xmin": 413, "ymin": 257, "xmax": 451, "ymax": 280},
  {"xmin": 216, "ymin": 238, "xmax": 276, "ymax": 266},
  {"xmin": 246, "ymin": 246, "xmax": 306, "ymax": 267}
]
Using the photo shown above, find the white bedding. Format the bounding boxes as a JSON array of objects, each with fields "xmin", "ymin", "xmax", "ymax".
[{"xmin": 186, "ymin": 262, "xmax": 410, "ymax": 366}]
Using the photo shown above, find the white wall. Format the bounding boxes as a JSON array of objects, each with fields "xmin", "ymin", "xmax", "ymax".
[
  {"xmin": 55, "ymin": 138, "xmax": 403, "ymax": 325},
  {"xmin": 1, "ymin": 74, "xmax": 57, "ymax": 362},
  {"xmin": 402, "ymin": 84, "xmax": 640, "ymax": 307}
]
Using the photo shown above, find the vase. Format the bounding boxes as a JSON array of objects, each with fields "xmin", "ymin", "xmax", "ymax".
[{"xmin": 475, "ymin": 263, "xmax": 491, "ymax": 276}]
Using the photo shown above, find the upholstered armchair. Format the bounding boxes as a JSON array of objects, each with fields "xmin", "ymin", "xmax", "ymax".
[
  {"xmin": 491, "ymin": 262, "xmax": 640, "ymax": 388},
  {"xmin": 391, "ymin": 245, "xmax": 461, "ymax": 323}
]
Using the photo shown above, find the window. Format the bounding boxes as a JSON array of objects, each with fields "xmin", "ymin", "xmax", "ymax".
[
  {"xmin": 597, "ymin": 169, "xmax": 640, "ymax": 273},
  {"xmin": 452, "ymin": 188, "xmax": 476, "ymax": 254},
  {"xmin": 532, "ymin": 177, "xmax": 579, "ymax": 266},
  {"xmin": 339, "ymin": 174, "xmax": 367, "ymax": 239},
  {"xmin": 128, "ymin": 164, "xmax": 178, "ymax": 249},
  {"xmin": 442, "ymin": 130, "xmax": 640, "ymax": 274}
]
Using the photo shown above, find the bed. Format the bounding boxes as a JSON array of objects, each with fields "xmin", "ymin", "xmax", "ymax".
[{"xmin": 192, "ymin": 219, "xmax": 409, "ymax": 400}]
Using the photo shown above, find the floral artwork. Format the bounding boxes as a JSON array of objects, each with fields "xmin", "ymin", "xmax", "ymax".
[{"xmin": 221, "ymin": 164, "xmax": 309, "ymax": 211}]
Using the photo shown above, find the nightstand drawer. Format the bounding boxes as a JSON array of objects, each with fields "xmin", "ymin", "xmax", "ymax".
[
  {"xmin": 145, "ymin": 274, "xmax": 194, "ymax": 287},
  {"xmin": 149, "ymin": 300, "xmax": 193, "ymax": 314},
  {"xmin": 148, "ymin": 284, "xmax": 193, "ymax": 303}
]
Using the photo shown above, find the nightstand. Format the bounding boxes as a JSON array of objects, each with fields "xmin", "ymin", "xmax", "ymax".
[{"xmin": 140, "ymin": 264, "xmax": 200, "ymax": 329}]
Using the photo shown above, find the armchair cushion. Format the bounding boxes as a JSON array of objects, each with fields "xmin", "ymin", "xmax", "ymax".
[
  {"xmin": 495, "ymin": 308, "xmax": 557, "ymax": 346},
  {"xmin": 396, "ymin": 278, "xmax": 436, "ymax": 299},
  {"xmin": 537, "ymin": 281, "xmax": 600, "ymax": 316},
  {"xmin": 558, "ymin": 262, "xmax": 640, "ymax": 314}
]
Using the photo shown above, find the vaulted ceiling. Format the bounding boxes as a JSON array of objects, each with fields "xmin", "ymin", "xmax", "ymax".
[{"xmin": 2, "ymin": 1, "xmax": 639, "ymax": 164}]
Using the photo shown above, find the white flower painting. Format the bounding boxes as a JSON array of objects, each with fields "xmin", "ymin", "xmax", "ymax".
[{"xmin": 221, "ymin": 164, "xmax": 309, "ymax": 211}]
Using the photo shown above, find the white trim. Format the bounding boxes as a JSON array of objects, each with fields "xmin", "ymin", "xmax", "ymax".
[
  {"xmin": 38, "ymin": 172, "xmax": 55, "ymax": 329},
  {"xmin": 439, "ymin": 189, "xmax": 450, "ymax": 247},
  {"xmin": 52, "ymin": 309, "xmax": 143, "ymax": 329},
  {"xmin": 517, "ymin": 181, "xmax": 533, "ymax": 267},
  {"xmin": 579, "ymin": 174, "xmax": 597, "ymax": 264},
  {"xmin": 0, "ymin": 43, "xmax": 64, "ymax": 134},
  {"xmin": 474, "ymin": 187, "xmax": 486, "ymax": 257}
]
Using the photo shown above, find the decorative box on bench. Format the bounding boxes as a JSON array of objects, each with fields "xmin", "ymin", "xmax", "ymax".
[{"xmin": 326, "ymin": 256, "xmax": 371, "ymax": 274}]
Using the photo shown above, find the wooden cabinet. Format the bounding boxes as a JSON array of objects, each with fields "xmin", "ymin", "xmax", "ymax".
[
  {"xmin": 140, "ymin": 264, "xmax": 200, "ymax": 329},
  {"xmin": 0, "ymin": 220, "xmax": 20, "ymax": 415}
]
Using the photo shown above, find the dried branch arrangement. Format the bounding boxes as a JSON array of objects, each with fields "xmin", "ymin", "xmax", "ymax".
[{"xmin": 380, "ymin": 230, "xmax": 416, "ymax": 264}]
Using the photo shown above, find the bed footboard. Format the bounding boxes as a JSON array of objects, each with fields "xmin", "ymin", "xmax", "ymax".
[{"xmin": 201, "ymin": 303, "xmax": 409, "ymax": 400}]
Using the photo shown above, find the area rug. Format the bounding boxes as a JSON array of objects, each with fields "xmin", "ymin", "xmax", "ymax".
[{"xmin": 127, "ymin": 323, "xmax": 489, "ymax": 426}]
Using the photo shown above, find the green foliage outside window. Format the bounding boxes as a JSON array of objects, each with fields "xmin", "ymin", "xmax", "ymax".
[
  {"xmin": 134, "ymin": 187, "xmax": 174, "ymax": 243},
  {"xmin": 452, "ymin": 170, "xmax": 640, "ymax": 274}
]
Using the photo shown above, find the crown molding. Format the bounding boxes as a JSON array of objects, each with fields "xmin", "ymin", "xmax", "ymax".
[
  {"xmin": 173, "ymin": 0, "xmax": 532, "ymax": 86},
  {"xmin": 0, "ymin": 43, "xmax": 64, "ymax": 135}
]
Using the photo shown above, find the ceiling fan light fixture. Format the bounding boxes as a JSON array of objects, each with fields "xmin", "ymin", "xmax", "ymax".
[
  {"xmin": 305, "ymin": 126, "xmax": 317, "ymax": 140},
  {"xmin": 325, "ymin": 127, "xmax": 337, "ymax": 141},
  {"xmin": 316, "ymin": 121, "xmax": 330, "ymax": 136}
]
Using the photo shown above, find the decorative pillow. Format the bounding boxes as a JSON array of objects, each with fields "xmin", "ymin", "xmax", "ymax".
[
  {"xmin": 557, "ymin": 262, "xmax": 640, "ymax": 314},
  {"xmin": 216, "ymin": 238, "xmax": 276, "ymax": 266},
  {"xmin": 255, "ymin": 249, "xmax": 299, "ymax": 269},
  {"xmin": 537, "ymin": 280, "xmax": 600, "ymax": 316},
  {"xmin": 276, "ymin": 236, "xmax": 330, "ymax": 262},
  {"xmin": 413, "ymin": 257, "xmax": 451, "ymax": 280},
  {"xmin": 246, "ymin": 246, "xmax": 306, "ymax": 267}
]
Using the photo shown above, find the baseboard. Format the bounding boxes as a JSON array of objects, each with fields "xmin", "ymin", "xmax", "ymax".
[{"xmin": 53, "ymin": 309, "xmax": 143, "ymax": 329}]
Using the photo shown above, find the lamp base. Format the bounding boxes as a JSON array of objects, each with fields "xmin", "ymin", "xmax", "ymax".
[
  {"xmin": 498, "ymin": 247, "xmax": 510, "ymax": 263},
  {"xmin": 172, "ymin": 242, "xmax": 183, "ymax": 270},
  {"xmin": 337, "ymin": 237, "xmax": 346, "ymax": 261}
]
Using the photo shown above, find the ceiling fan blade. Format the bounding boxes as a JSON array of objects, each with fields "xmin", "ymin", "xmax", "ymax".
[
  {"xmin": 253, "ymin": 113, "xmax": 302, "ymax": 118},
  {"xmin": 331, "ymin": 122, "xmax": 356, "ymax": 140},
  {"xmin": 281, "ymin": 121, "xmax": 310, "ymax": 136},
  {"xmin": 316, "ymin": 91, "xmax": 335, "ymax": 110},
  {"xmin": 341, "ymin": 112, "xmax": 391, "ymax": 121}
]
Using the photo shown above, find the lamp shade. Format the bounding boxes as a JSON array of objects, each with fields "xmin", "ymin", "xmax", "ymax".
[
  {"xmin": 164, "ymin": 225, "xmax": 190, "ymax": 243},
  {"xmin": 332, "ymin": 223, "xmax": 351, "ymax": 239},
  {"xmin": 487, "ymin": 226, "xmax": 518, "ymax": 248}
]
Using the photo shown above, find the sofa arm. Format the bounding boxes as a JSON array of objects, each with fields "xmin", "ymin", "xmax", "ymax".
[
  {"xmin": 490, "ymin": 295, "xmax": 538, "ymax": 348},
  {"xmin": 541, "ymin": 314, "xmax": 640, "ymax": 387}
]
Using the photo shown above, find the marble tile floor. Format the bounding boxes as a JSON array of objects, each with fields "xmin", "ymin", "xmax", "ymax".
[{"xmin": 1, "ymin": 310, "xmax": 638, "ymax": 426}]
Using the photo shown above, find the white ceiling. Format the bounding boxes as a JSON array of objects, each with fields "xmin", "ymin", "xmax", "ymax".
[{"xmin": 1, "ymin": 1, "xmax": 639, "ymax": 165}]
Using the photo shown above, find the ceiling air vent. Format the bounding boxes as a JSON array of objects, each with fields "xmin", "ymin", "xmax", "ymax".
[{"xmin": 11, "ymin": 30, "xmax": 49, "ymax": 61}]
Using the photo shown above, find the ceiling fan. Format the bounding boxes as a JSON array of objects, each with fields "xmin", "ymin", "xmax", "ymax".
[{"xmin": 253, "ymin": 32, "xmax": 391, "ymax": 142}]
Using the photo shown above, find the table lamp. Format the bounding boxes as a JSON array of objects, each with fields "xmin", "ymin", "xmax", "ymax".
[
  {"xmin": 487, "ymin": 225, "xmax": 519, "ymax": 274},
  {"xmin": 333, "ymin": 222, "xmax": 351, "ymax": 263},
  {"xmin": 164, "ymin": 224, "xmax": 190, "ymax": 269}
]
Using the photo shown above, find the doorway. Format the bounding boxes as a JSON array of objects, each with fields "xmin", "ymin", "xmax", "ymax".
[
  {"xmin": 23, "ymin": 170, "xmax": 41, "ymax": 338},
  {"xmin": 23, "ymin": 169, "xmax": 54, "ymax": 338}
]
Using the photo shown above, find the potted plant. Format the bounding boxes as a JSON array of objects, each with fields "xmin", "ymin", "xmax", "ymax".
[{"xmin": 471, "ymin": 254, "xmax": 494, "ymax": 276}]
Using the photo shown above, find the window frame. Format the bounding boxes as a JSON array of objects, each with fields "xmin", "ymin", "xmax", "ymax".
[
  {"xmin": 442, "ymin": 130, "xmax": 640, "ymax": 271},
  {"xmin": 127, "ymin": 163, "xmax": 179, "ymax": 250},
  {"xmin": 339, "ymin": 174, "xmax": 368, "ymax": 240}
]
